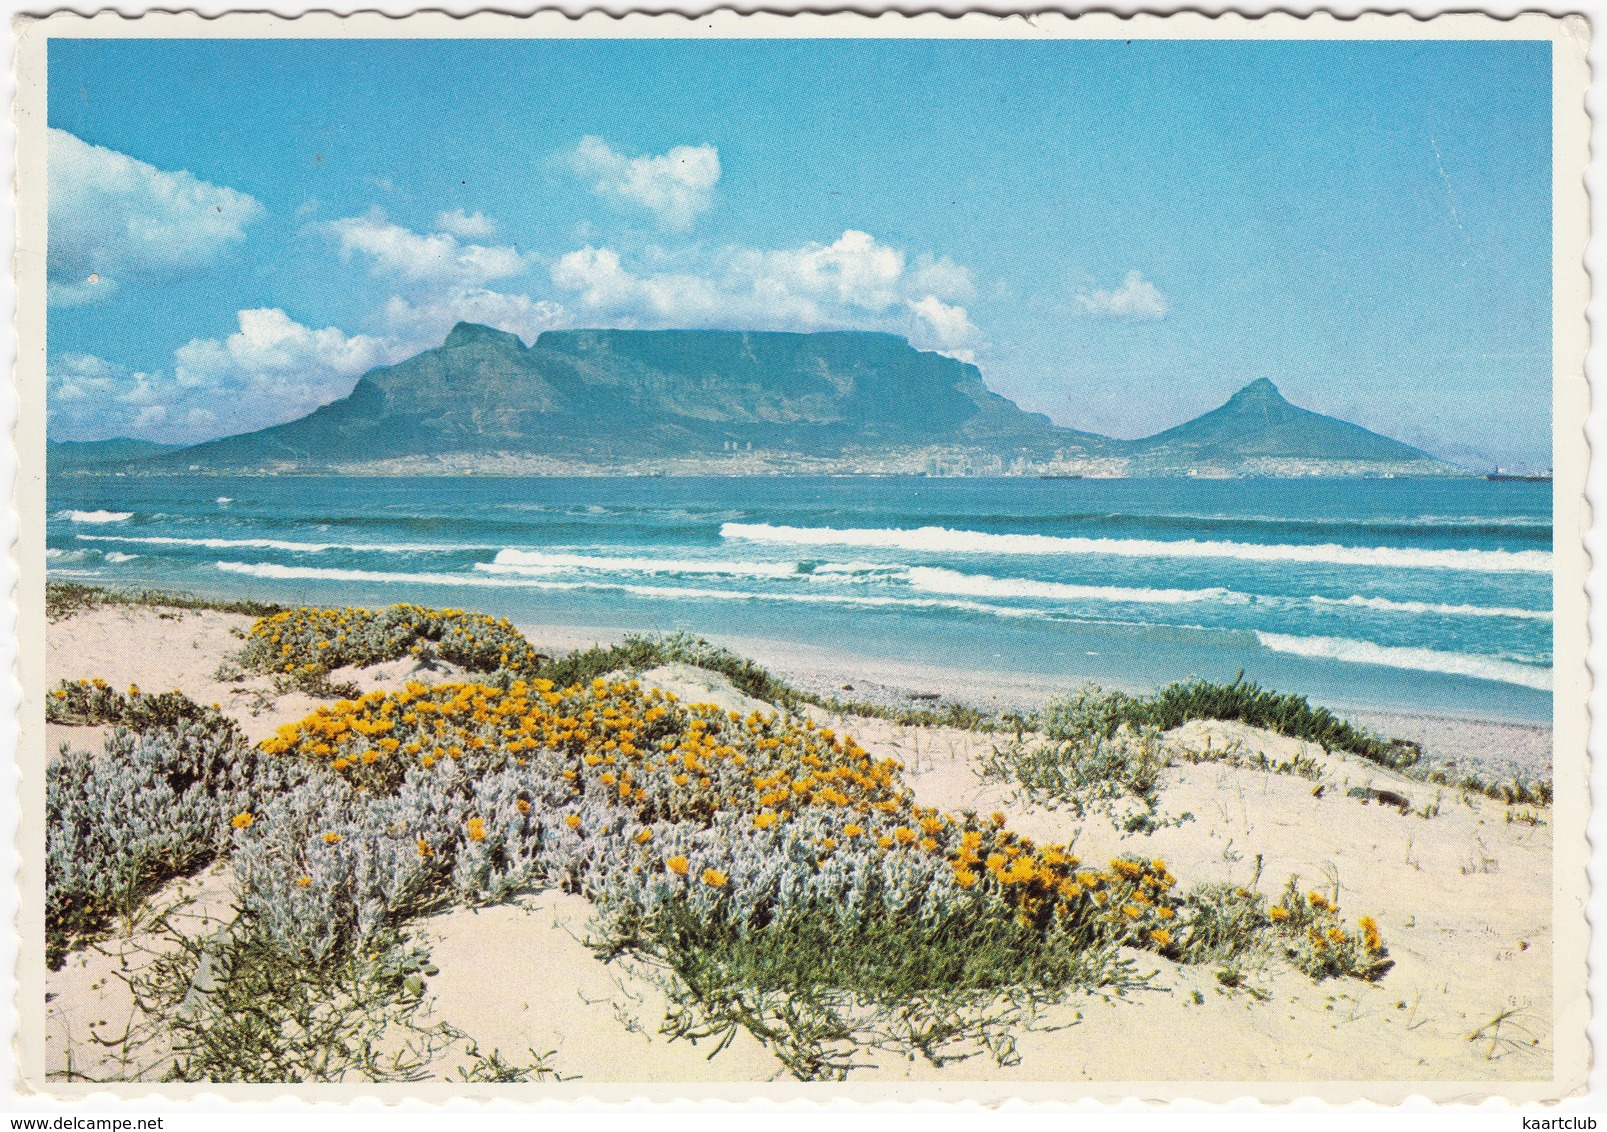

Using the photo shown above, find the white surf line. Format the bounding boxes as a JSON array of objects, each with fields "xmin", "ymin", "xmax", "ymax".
[
  {"xmin": 80, "ymin": 533, "xmax": 490, "ymax": 554},
  {"xmin": 59, "ymin": 510, "xmax": 133, "ymax": 523},
  {"xmin": 721, "ymin": 522, "xmax": 1552, "ymax": 575},
  {"xmin": 1255, "ymin": 631, "xmax": 1552, "ymax": 691},
  {"xmin": 1309, "ymin": 594, "xmax": 1551, "ymax": 622}
]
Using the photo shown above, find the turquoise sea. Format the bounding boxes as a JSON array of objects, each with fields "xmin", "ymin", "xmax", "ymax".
[{"xmin": 46, "ymin": 475, "xmax": 1554, "ymax": 724}]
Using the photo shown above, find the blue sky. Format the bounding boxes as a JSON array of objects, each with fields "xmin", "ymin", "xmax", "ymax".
[{"xmin": 47, "ymin": 37, "xmax": 1552, "ymax": 467}]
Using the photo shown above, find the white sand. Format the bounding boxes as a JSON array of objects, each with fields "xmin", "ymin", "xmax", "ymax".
[{"xmin": 43, "ymin": 605, "xmax": 1557, "ymax": 1085}]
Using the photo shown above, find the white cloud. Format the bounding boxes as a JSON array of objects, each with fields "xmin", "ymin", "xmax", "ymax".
[
  {"xmin": 906, "ymin": 296, "xmax": 982, "ymax": 361},
  {"xmin": 548, "ymin": 230, "xmax": 982, "ymax": 359},
  {"xmin": 1075, "ymin": 271, "xmax": 1169, "ymax": 320},
  {"xmin": 566, "ymin": 136, "xmax": 720, "ymax": 230},
  {"xmin": 48, "ymin": 128, "xmax": 265, "ymax": 305},
  {"xmin": 49, "ymin": 310, "xmax": 402, "ymax": 444},
  {"xmin": 383, "ymin": 288, "xmax": 570, "ymax": 349},
  {"xmin": 173, "ymin": 307, "xmax": 395, "ymax": 390},
  {"xmin": 322, "ymin": 210, "xmax": 530, "ymax": 286},
  {"xmin": 435, "ymin": 208, "xmax": 497, "ymax": 239},
  {"xmin": 738, "ymin": 230, "xmax": 909, "ymax": 313}
]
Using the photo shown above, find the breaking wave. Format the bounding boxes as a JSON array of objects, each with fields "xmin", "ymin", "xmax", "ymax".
[
  {"xmin": 1254, "ymin": 631, "xmax": 1552, "ymax": 691},
  {"xmin": 721, "ymin": 522, "xmax": 1552, "ymax": 574}
]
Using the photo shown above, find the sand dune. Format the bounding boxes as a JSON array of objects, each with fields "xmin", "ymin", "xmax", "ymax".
[{"xmin": 41, "ymin": 605, "xmax": 1559, "ymax": 1090}]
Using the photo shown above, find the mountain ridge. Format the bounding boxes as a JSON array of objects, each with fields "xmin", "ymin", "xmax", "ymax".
[
  {"xmin": 47, "ymin": 437, "xmax": 182, "ymax": 473},
  {"xmin": 70, "ymin": 324, "xmax": 1462, "ymax": 478},
  {"xmin": 1124, "ymin": 377, "xmax": 1441, "ymax": 474}
]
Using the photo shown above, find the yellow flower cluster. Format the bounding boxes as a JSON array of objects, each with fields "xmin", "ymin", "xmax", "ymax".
[
  {"xmin": 1358, "ymin": 914, "xmax": 1383, "ymax": 954},
  {"xmin": 260, "ymin": 671, "xmax": 1198, "ymax": 942},
  {"xmin": 261, "ymin": 675, "xmax": 905, "ymax": 816},
  {"xmin": 1265, "ymin": 884, "xmax": 1392, "ymax": 979},
  {"xmin": 242, "ymin": 603, "xmax": 543, "ymax": 679}
]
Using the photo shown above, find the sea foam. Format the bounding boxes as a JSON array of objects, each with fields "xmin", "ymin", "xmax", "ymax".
[
  {"xmin": 1309, "ymin": 594, "xmax": 1551, "ymax": 622},
  {"xmin": 489, "ymin": 548, "xmax": 806, "ymax": 579},
  {"xmin": 79, "ymin": 533, "xmax": 487, "ymax": 555},
  {"xmin": 721, "ymin": 522, "xmax": 1552, "ymax": 574},
  {"xmin": 489, "ymin": 552, "xmax": 1250, "ymax": 605},
  {"xmin": 60, "ymin": 510, "xmax": 133, "ymax": 524},
  {"xmin": 1254, "ymin": 631, "xmax": 1552, "ymax": 691},
  {"xmin": 215, "ymin": 560, "xmax": 1055, "ymax": 621},
  {"xmin": 902, "ymin": 566, "xmax": 1244, "ymax": 606}
]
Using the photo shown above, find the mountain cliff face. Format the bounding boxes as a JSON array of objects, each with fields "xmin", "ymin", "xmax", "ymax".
[
  {"xmin": 118, "ymin": 324, "xmax": 1458, "ymax": 476},
  {"xmin": 173, "ymin": 325, "xmax": 1109, "ymax": 467}
]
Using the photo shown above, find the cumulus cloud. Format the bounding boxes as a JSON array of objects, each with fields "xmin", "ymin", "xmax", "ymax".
[
  {"xmin": 382, "ymin": 288, "xmax": 570, "ymax": 349},
  {"xmin": 311, "ymin": 210, "xmax": 563, "ymax": 349},
  {"xmin": 1075, "ymin": 271, "xmax": 1169, "ymax": 320},
  {"xmin": 48, "ymin": 128, "xmax": 265, "ymax": 306},
  {"xmin": 566, "ymin": 136, "xmax": 721, "ymax": 230},
  {"xmin": 549, "ymin": 230, "xmax": 981, "ymax": 357},
  {"xmin": 435, "ymin": 208, "xmax": 497, "ymax": 239},
  {"xmin": 49, "ymin": 309, "xmax": 402, "ymax": 444},
  {"xmin": 906, "ymin": 296, "xmax": 982, "ymax": 361},
  {"xmin": 321, "ymin": 210, "xmax": 530, "ymax": 286}
]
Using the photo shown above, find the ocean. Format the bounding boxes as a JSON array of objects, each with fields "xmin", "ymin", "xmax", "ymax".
[{"xmin": 45, "ymin": 474, "xmax": 1554, "ymax": 724}]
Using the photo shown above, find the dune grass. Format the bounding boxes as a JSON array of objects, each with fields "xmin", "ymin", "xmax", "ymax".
[
  {"xmin": 46, "ymin": 581, "xmax": 284, "ymax": 623},
  {"xmin": 1137, "ymin": 673, "xmax": 1422, "ymax": 770}
]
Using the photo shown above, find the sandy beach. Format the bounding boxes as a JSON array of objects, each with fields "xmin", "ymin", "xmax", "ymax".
[{"xmin": 43, "ymin": 602, "xmax": 1557, "ymax": 1086}]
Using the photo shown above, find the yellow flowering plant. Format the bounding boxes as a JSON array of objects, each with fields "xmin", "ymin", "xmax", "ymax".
[
  {"xmin": 240, "ymin": 603, "xmax": 546, "ymax": 686},
  {"xmin": 245, "ymin": 646, "xmax": 1390, "ymax": 987}
]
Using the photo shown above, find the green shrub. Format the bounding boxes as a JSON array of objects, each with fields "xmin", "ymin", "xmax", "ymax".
[
  {"xmin": 1266, "ymin": 878, "xmax": 1393, "ymax": 982},
  {"xmin": 47, "ymin": 679, "xmax": 220, "ymax": 730},
  {"xmin": 1141, "ymin": 673, "xmax": 1416, "ymax": 770}
]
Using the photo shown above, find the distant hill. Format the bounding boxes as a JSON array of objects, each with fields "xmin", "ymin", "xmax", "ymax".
[
  {"xmin": 166, "ymin": 324, "xmax": 1112, "ymax": 469},
  {"xmin": 121, "ymin": 324, "xmax": 1461, "ymax": 477},
  {"xmin": 47, "ymin": 437, "xmax": 180, "ymax": 473},
  {"xmin": 1124, "ymin": 378, "xmax": 1453, "ymax": 476}
]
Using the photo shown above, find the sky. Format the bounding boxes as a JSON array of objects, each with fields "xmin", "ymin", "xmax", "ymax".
[{"xmin": 46, "ymin": 37, "xmax": 1553, "ymax": 468}]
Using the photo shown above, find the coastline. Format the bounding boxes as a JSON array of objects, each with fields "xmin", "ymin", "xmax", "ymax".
[{"xmin": 505, "ymin": 621, "xmax": 1554, "ymax": 783}]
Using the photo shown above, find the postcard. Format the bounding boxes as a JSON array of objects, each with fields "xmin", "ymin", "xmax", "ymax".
[{"xmin": 12, "ymin": 9, "xmax": 1591, "ymax": 1103}]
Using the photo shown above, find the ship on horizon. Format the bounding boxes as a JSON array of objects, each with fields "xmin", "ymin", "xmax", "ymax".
[{"xmin": 1485, "ymin": 467, "xmax": 1553, "ymax": 483}]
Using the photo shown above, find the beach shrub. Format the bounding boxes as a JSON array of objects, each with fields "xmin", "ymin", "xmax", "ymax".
[
  {"xmin": 239, "ymin": 671, "xmax": 1393, "ymax": 1073},
  {"xmin": 1267, "ymin": 879, "xmax": 1393, "ymax": 981},
  {"xmin": 1133, "ymin": 675, "xmax": 1550, "ymax": 806},
  {"xmin": 126, "ymin": 918, "xmax": 463, "ymax": 1083},
  {"xmin": 999, "ymin": 675, "xmax": 1555, "ymax": 811},
  {"xmin": 981, "ymin": 684, "xmax": 1169, "ymax": 822},
  {"xmin": 538, "ymin": 630, "xmax": 809, "ymax": 709},
  {"xmin": 1139, "ymin": 673, "xmax": 1419, "ymax": 770},
  {"xmin": 1009, "ymin": 674, "xmax": 1417, "ymax": 773},
  {"xmin": 547, "ymin": 630, "xmax": 1000, "ymax": 731},
  {"xmin": 239, "ymin": 604, "xmax": 546, "ymax": 685},
  {"xmin": 45, "ymin": 715, "xmax": 311, "ymax": 968},
  {"xmin": 47, "ymin": 678, "xmax": 218, "ymax": 730}
]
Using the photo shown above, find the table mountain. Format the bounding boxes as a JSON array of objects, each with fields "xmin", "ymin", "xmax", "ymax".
[
  {"xmin": 93, "ymin": 324, "xmax": 1460, "ymax": 477},
  {"xmin": 164, "ymin": 324, "xmax": 1111, "ymax": 468}
]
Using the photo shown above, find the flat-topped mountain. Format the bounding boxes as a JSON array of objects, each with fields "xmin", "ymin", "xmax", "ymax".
[
  {"xmin": 166, "ymin": 324, "xmax": 1110, "ymax": 468},
  {"xmin": 82, "ymin": 325, "xmax": 1460, "ymax": 477}
]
